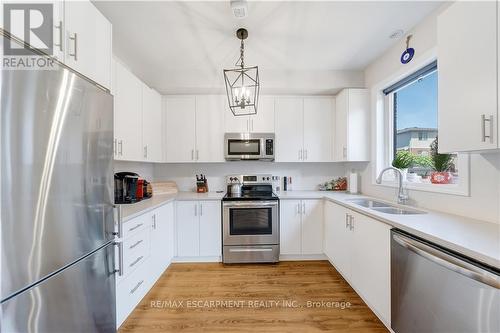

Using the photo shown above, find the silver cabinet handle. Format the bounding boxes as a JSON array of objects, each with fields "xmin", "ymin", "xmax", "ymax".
[
  {"xmin": 114, "ymin": 241, "xmax": 124, "ymax": 276},
  {"xmin": 129, "ymin": 239, "xmax": 143, "ymax": 250},
  {"xmin": 54, "ymin": 21, "xmax": 63, "ymax": 52},
  {"xmin": 191, "ymin": 149, "xmax": 194, "ymax": 160},
  {"xmin": 481, "ymin": 114, "xmax": 494, "ymax": 143},
  {"xmin": 299, "ymin": 149, "xmax": 303, "ymax": 160},
  {"xmin": 196, "ymin": 150, "xmax": 199, "ymax": 161},
  {"xmin": 296, "ymin": 202, "xmax": 300, "ymax": 214},
  {"xmin": 130, "ymin": 280, "xmax": 144, "ymax": 294},
  {"xmin": 194, "ymin": 203, "xmax": 197, "ymax": 216},
  {"xmin": 251, "ymin": 119, "xmax": 254, "ymax": 132},
  {"xmin": 128, "ymin": 223, "xmax": 143, "ymax": 232},
  {"xmin": 118, "ymin": 140, "xmax": 123, "ymax": 156},
  {"xmin": 302, "ymin": 202, "xmax": 306, "ymax": 215},
  {"xmin": 143, "ymin": 146, "xmax": 148, "ymax": 159},
  {"xmin": 345, "ymin": 213, "xmax": 349, "ymax": 228},
  {"xmin": 343, "ymin": 147, "xmax": 347, "ymax": 159},
  {"xmin": 349, "ymin": 215, "xmax": 354, "ymax": 231},
  {"xmin": 393, "ymin": 233, "xmax": 500, "ymax": 289},
  {"xmin": 68, "ymin": 32, "xmax": 78, "ymax": 60},
  {"xmin": 304, "ymin": 149, "xmax": 308, "ymax": 160},
  {"xmin": 152, "ymin": 214, "xmax": 156, "ymax": 229},
  {"xmin": 199, "ymin": 203, "xmax": 203, "ymax": 216},
  {"xmin": 129, "ymin": 255, "xmax": 144, "ymax": 268}
]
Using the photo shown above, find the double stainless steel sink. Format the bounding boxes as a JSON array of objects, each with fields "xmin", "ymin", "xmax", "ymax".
[{"xmin": 347, "ymin": 198, "xmax": 426, "ymax": 215}]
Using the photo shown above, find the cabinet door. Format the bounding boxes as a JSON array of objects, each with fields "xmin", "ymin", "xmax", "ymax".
[
  {"xmin": 64, "ymin": 0, "xmax": 112, "ymax": 88},
  {"xmin": 323, "ymin": 201, "xmax": 335, "ymax": 259},
  {"xmin": 438, "ymin": 2, "xmax": 497, "ymax": 152},
  {"xmin": 303, "ymin": 98, "xmax": 333, "ymax": 162},
  {"xmin": 114, "ymin": 60, "xmax": 143, "ymax": 161},
  {"xmin": 351, "ymin": 211, "xmax": 391, "ymax": 324},
  {"xmin": 195, "ymin": 96, "xmax": 225, "ymax": 162},
  {"xmin": 301, "ymin": 200, "xmax": 323, "ymax": 254},
  {"xmin": 346, "ymin": 89, "xmax": 369, "ymax": 161},
  {"xmin": 279, "ymin": 200, "xmax": 302, "ymax": 255},
  {"xmin": 328, "ymin": 202, "xmax": 352, "ymax": 279},
  {"xmin": 142, "ymin": 85, "xmax": 163, "ymax": 162},
  {"xmin": 164, "ymin": 96, "xmax": 196, "ymax": 162},
  {"xmin": 224, "ymin": 112, "xmax": 249, "ymax": 132},
  {"xmin": 249, "ymin": 96, "xmax": 275, "ymax": 133},
  {"xmin": 152, "ymin": 202, "xmax": 174, "ymax": 276},
  {"xmin": 176, "ymin": 201, "xmax": 199, "ymax": 257},
  {"xmin": 334, "ymin": 90, "xmax": 348, "ymax": 161},
  {"xmin": 275, "ymin": 97, "xmax": 304, "ymax": 162},
  {"xmin": 199, "ymin": 201, "xmax": 222, "ymax": 257}
]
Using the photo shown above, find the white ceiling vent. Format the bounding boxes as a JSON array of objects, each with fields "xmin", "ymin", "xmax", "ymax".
[{"xmin": 230, "ymin": 0, "xmax": 248, "ymax": 19}]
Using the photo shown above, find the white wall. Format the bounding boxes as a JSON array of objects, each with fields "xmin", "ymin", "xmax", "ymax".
[
  {"xmin": 153, "ymin": 162, "xmax": 347, "ymax": 192},
  {"xmin": 358, "ymin": 4, "xmax": 500, "ymax": 224},
  {"xmin": 114, "ymin": 161, "xmax": 155, "ymax": 181}
]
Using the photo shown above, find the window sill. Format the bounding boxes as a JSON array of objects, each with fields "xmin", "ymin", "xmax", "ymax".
[{"xmin": 373, "ymin": 180, "xmax": 470, "ymax": 197}]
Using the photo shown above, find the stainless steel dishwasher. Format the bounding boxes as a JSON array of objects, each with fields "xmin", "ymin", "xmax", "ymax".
[{"xmin": 391, "ymin": 229, "xmax": 500, "ymax": 333}]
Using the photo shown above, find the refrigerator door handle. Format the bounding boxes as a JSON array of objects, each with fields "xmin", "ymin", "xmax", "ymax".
[
  {"xmin": 114, "ymin": 241, "xmax": 124, "ymax": 276},
  {"xmin": 113, "ymin": 205, "xmax": 122, "ymax": 238}
]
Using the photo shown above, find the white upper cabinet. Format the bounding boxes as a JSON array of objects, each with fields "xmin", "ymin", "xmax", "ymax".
[
  {"xmin": 249, "ymin": 96, "xmax": 275, "ymax": 133},
  {"xmin": 164, "ymin": 96, "xmax": 196, "ymax": 162},
  {"xmin": 195, "ymin": 96, "xmax": 225, "ymax": 162},
  {"xmin": 303, "ymin": 98, "xmax": 333, "ymax": 162},
  {"xmin": 224, "ymin": 96, "xmax": 275, "ymax": 133},
  {"xmin": 164, "ymin": 95, "xmax": 224, "ymax": 163},
  {"xmin": 114, "ymin": 60, "xmax": 143, "ymax": 161},
  {"xmin": 275, "ymin": 97, "xmax": 334, "ymax": 162},
  {"xmin": 64, "ymin": 0, "xmax": 112, "ymax": 88},
  {"xmin": 438, "ymin": 1, "xmax": 498, "ymax": 152},
  {"xmin": 275, "ymin": 97, "xmax": 304, "ymax": 162},
  {"xmin": 334, "ymin": 89, "xmax": 369, "ymax": 161},
  {"xmin": 142, "ymin": 84, "xmax": 163, "ymax": 162}
]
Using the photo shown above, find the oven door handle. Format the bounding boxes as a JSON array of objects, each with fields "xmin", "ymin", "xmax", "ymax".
[{"xmin": 223, "ymin": 201, "xmax": 278, "ymax": 208}]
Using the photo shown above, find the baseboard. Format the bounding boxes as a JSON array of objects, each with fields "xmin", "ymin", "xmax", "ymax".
[
  {"xmin": 279, "ymin": 254, "xmax": 327, "ymax": 261},
  {"xmin": 172, "ymin": 256, "xmax": 221, "ymax": 263}
]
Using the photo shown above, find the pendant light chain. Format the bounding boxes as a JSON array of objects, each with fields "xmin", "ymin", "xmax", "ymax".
[{"xmin": 240, "ymin": 39, "xmax": 245, "ymax": 68}]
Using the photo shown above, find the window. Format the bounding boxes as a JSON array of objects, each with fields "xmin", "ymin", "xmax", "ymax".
[{"xmin": 382, "ymin": 61, "xmax": 460, "ymax": 185}]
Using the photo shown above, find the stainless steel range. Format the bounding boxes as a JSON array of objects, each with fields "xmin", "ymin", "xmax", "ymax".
[{"xmin": 222, "ymin": 174, "xmax": 279, "ymax": 263}]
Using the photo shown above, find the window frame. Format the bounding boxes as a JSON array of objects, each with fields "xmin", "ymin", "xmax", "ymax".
[{"xmin": 371, "ymin": 53, "xmax": 470, "ymax": 196}]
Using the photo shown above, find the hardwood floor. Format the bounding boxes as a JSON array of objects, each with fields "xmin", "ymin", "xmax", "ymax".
[{"xmin": 119, "ymin": 261, "xmax": 388, "ymax": 332}]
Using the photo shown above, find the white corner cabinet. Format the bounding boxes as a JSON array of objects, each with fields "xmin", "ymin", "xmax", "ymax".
[
  {"xmin": 2, "ymin": 0, "xmax": 112, "ymax": 89},
  {"xmin": 116, "ymin": 201, "xmax": 175, "ymax": 328},
  {"xmin": 164, "ymin": 96, "xmax": 225, "ymax": 163},
  {"xmin": 333, "ymin": 89, "xmax": 369, "ymax": 161},
  {"xmin": 324, "ymin": 200, "xmax": 391, "ymax": 325},
  {"xmin": 437, "ymin": 1, "xmax": 498, "ymax": 152},
  {"xmin": 175, "ymin": 200, "xmax": 222, "ymax": 259},
  {"xmin": 275, "ymin": 97, "xmax": 334, "ymax": 162},
  {"xmin": 280, "ymin": 199, "xmax": 324, "ymax": 256},
  {"xmin": 113, "ymin": 59, "xmax": 163, "ymax": 162}
]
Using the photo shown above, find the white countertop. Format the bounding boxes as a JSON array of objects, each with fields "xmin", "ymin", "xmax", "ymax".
[{"xmin": 119, "ymin": 190, "xmax": 500, "ymax": 268}]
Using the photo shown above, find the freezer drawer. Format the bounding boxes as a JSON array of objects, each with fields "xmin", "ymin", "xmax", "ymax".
[
  {"xmin": 391, "ymin": 230, "xmax": 500, "ymax": 333},
  {"xmin": 1, "ymin": 243, "xmax": 116, "ymax": 333}
]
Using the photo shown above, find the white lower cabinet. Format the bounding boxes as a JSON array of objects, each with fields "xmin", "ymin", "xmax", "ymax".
[
  {"xmin": 280, "ymin": 199, "xmax": 323, "ymax": 256},
  {"xmin": 324, "ymin": 200, "xmax": 391, "ymax": 325},
  {"xmin": 176, "ymin": 200, "xmax": 222, "ymax": 259},
  {"xmin": 116, "ymin": 202, "xmax": 175, "ymax": 328}
]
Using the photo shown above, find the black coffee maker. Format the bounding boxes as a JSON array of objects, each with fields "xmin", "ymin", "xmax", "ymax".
[{"xmin": 114, "ymin": 172, "xmax": 139, "ymax": 204}]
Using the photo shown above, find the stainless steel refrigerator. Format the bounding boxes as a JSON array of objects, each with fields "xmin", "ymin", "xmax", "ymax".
[{"xmin": 0, "ymin": 33, "xmax": 117, "ymax": 332}]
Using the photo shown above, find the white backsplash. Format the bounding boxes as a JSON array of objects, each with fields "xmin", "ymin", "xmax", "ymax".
[
  {"xmin": 114, "ymin": 161, "xmax": 155, "ymax": 180},
  {"xmin": 153, "ymin": 162, "xmax": 348, "ymax": 192}
]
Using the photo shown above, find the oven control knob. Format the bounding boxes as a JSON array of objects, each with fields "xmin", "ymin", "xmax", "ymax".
[{"xmin": 266, "ymin": 177, "xmax": 270, "ymax": 181}]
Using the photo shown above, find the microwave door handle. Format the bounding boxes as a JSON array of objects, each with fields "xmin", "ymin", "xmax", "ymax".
[{"xmin": 393, "ymin": 234, "xmax": 500, "ymax": 289}]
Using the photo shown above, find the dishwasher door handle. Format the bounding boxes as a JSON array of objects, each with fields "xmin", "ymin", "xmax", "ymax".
[{"xmin": 393, "ymin": 234, "xmax": 500, "ymax": 289}]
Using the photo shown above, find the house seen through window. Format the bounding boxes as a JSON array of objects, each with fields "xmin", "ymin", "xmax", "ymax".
[{"xmin": 385, "ymin": 61, "xmax": 458, "ymax": 184}]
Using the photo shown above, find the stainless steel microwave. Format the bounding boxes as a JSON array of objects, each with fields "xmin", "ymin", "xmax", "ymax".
[{"xmin": 224, "ymin": 133, "xmax": 275, "ymax": 161}]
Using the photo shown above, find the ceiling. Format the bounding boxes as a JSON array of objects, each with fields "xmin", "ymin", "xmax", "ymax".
[{"xmin": 94, "ymin": 1, "xmax": 441, "ymax": 94}]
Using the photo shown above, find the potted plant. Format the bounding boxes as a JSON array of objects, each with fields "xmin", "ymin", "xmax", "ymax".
[
  {"xmin": 392, "ymin": 150, "xmax": 414, "ymax": 181},
  {"xmin": 430, "ymin": 137, "xmax": 453, "ymax": 184}
]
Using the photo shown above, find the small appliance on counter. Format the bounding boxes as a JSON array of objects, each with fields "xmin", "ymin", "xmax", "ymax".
[
  {"xmin": 196, "ymin": 174, "xmax": 209, "ymax": 193},
  {"xmin": 114, "ymin": 172, "xmax": 152, "ymax": 204}
]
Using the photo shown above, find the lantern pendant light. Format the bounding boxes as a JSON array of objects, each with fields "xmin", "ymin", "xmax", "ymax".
[{"xmin": 223, "ymin": 28, "xmax": 260, "ymax": 116}]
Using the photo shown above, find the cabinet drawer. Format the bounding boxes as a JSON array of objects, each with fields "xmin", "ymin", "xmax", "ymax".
[
  {"xmin": 123, "ymin": 228, "xmax": 150, "ymax": 276},
  {"xmin": 116, "ymin": 257, "xmax": 151, "ymax": 328},
  {"xmin": 122, "ymin": 214, "xmax": 149, "ymax": 239}
]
